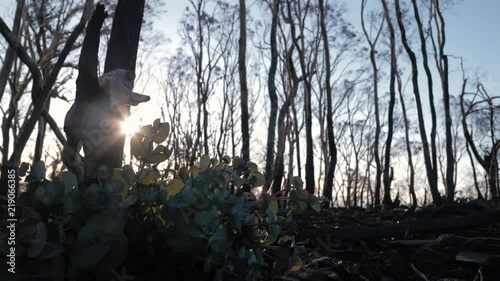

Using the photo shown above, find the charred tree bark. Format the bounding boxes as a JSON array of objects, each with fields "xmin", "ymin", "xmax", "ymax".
[
  {"xmin": 395, "ymin": 0, "xmax": 442, "ymax": 205},
  {"xmin": 286, "ymin": 0, "xmax": 315, "ymax": 194},
  {"xmin": 460, "ymin": 82, "xmax": 499, "ymax": 199},
  {"xmin": 264, "ymin": 0, "xmax": 278, "ymax": 191},
  {"xmin": 361, "ymin": 0, "xmax": 384, "ymax": 206},
  {"xmin": 102, "ymin": 0, "xmax": 145, "ymax": 169},
  {"xmin": 0, "ymin": 0, "xmax": 24, "ymax": 102},
  {"xmin": 0, "ymin": 0, "xmax": 92, "ymax": 195},
  {"xmin": 431, "ymin": 0, "xmax": 455, "ymax": 202},
  {"xmin": 272, "ymin": 43, "xmax": 300, "ymax": 194},
  {"xmin": 319, "ymin": 0, "xmax": 337, "ymax": 202},
  {"xmin": 380, "ymin": 0, "xmax": 395, "ymax": 206},
  {"xmin": 239, "ymin": 0, "xmax": 250, "ymax": 162},
  {"xmin": 396, "ymin": 69, "xmax": 417, "ymax": 206},
  {"xmin": 410, "ymin": 0, "xmax": 439, "ymax": 200}
]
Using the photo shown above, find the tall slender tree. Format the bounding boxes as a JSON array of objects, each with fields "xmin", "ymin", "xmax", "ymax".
[
  {"xmin": 264, "ymin": 0, "xmax": 279, "ymax": 190},
  {"xmin": 361, "ymin": 0, "xmax": 384, "ymax": 205},
  {"xmin": 239, "ymin": 0, "xmax": 250, "ymax": 162},
  {"xmin": 395, "ymin": 0, "xmax": 442, "ymax": 205},
  {"xmin": 319, "ymin": 0, "xmax": 337, "ymax": 202},
  {"xmin": 380, "ymin": 0, "xmax": 396, "ymax": 205}
]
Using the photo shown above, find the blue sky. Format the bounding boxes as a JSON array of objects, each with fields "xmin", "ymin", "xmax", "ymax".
[
  {"xmin": 156, "ymin": 0, "xmax": 499, "ymax": 94},
  {"xmin": 1, "ymin": 0, "xmax": 497, "ymax": 94}
]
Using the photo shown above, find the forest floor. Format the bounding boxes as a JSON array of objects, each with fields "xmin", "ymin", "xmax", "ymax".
[
  {"xmin": 2, "ymin": 200, "xmax": 500, "ymax": 281},
  {"xmin": 278, "ymin": 200, "xmax": 500, "ymax": 281}
]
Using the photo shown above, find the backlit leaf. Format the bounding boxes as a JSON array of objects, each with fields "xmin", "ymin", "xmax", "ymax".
[
  {"xmin": 289, "ymin": 256, "xmax": 303, "ymax": 272},
  {"xmin": 166, "ymin": 179, "xmax": 185, "ymax": 197},
  {"xmin": 200, "ymin": 154, "xmax": 211, "ymax": 170},
  {"xmin": 130, "ymin": 135, "xmax": 146, "ymax": 159},
  {"xmin": 154, "ymin": 123, "xmax": 170, "ymax": 143}
]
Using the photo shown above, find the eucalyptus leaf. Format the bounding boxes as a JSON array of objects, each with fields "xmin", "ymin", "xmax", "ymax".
[
  {"xmin": 51, "ymin": 254, "xmax": 65, "ymax": 281},
  {"xmin": 130, "ymin": 135, "xmax": 146, "ymax": 159},
  {"xmin": 27, "ymin": 222, "xmax": 48, "ymax": 258},
  {"xmin": 19, "ymin": 162, "xmax": 30, "ymax": 177},
  {"xmin": 39, "ymin": 242, "xmax": 65, "ymax": 260},
  {"xmin": 166, "ymin": 178, "xmax": 185, "ymax": 197},
  {"xmin": 145, "ymin": 153, "xmax": 168, "ymax": 164},
  {"xmin": 73, "ymin": 239, "xmax": 111, "ymax": 268},
  {"xmin": 154, "ymin": 123, "xmax": 170, "ymax": 143},
  {"xmin": 194, "ymin": 206, "xmax": 219, "ymax": 235},
  {"xmin": 55, "ymin": 171, "xmax": 78, "ymax": 192},
  {"xmin": 139, "ymin": 125, "xmax": 153, "ymax": 136},
  {"xmin": 199, "ymin": 154, "xmax": 211, "ymax": 170},
  {"xmin": 27, "ymin": 161, "xmax": 46, "ymax": 182}
]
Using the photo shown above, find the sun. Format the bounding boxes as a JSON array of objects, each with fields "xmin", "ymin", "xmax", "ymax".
[{"xmin": 120, "ymin": 117, "xmax": 141, "ymax": 136}]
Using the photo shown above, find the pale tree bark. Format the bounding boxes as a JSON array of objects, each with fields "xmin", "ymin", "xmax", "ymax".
[{"xmin": 395, "ymin": 0, "xmax": 442, "ymax": 205}]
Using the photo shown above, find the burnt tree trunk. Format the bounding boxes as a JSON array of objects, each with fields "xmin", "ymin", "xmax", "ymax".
[
  {"xmin": 102, "ymin": 0, "xmax": 145, "ymax": 169},
  {"xmin": 64, "ymin": 0, "xmax": 145, "ymax": 181},
  {"xmin": 264, "ymin": 0, "xmax": 278, "ymax": 191}
]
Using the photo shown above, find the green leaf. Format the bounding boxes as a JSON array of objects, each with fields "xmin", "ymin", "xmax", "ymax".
[
  {"xmin": 238, "ymin": 246, "xmax": 246, "ymax": 258},
  {"xmin": 19, "ymin": 162, "xmax": 29, "ymax": 177},
  {"xmin": 27, "ymin": 222, "xmax": 47, "ymax": 258},
  {"xmin": 179, "ymin": 166, "xmax": 189, "ymax": 182},
  {"xmin": 35, "ymin": 181, "xmax": 62, "ymax": 206},
  {"xmin": 278, "ymin": 235, "xmax": 294, "ymax": 245},
  {"xmin": 139, "ymin": 125, "xmax": 153, "ymax": 136},
  {"xmin": 137, "ymin": 170, "xmax": 156, "ymax": 186},
  {"xmin": 130, "ymin": 135, "xmax": 146, "ymax": 159},
  {"xmin": 249, "ymin": 170, "xmax": 265, "ymax": 187},
  {"xmin": 309, "ymin": 196, "xmax": 321, "ymax": 212},
  {"xmin": 144, "ymin": 153, "xmax": 168, "ymax": 164},
  {"xmin": 73, "ymin": 239, "xmax": 110, "ymax": 268},
  {"xmin": 288, "ymin": 190, "xmax": 308, "ymax": 212},
  {"xmin": 26, "ymin": 161, "xmax": 45, "ymax": 182},
  {"xmin": 121, "ymin": 195, "xmax": 138, "ymax": 208},
  {"xmin": 222, "ymin": 155, "xmax": 231, "ymax": 164},
  {"xmin": 154, "ymin": 122, "xmax": 170, "ymax": 143},
  {"xmin": 200, "ymin": 154, "xmax": 211, "ymax": 170},
  {"xmin": 269, "ymin": 200, "xmax": 279, "ymax": 216},
  {"xmin": 194, "ymin": 206, "xmax": 219, "ymax": 235},
  {"xmin": 190, "ymin": 165, "xmax": 200, "ymax": 178},
  {"xmin": 289, "ymin": 256, "xmax": 303, "ymax": 272},
  {"xmin": 209, "ymin": 225, "xmax": 229, "ymax": 253},
  {"xmin": 166, "ymin": 179, "xmax": 185, "ymax": 197},
  {"xmin": 292, "ymin": 176, "xmax": 304, "ymax": 191},
  {"xmin": 39, "ymin": 242, "xmax": 65, "ymax": 260},
  {"xmin": 51, "ymin": 254, "xmax": 65, "ymax": 281},
  {"xmin": 232, "ymin": 177, "xmax": 245, "ymax": 188},
  {"xmin": 55, "ymin": 171, "xmax": 78, "ymax": 192},
  {"xmin": 165, "ymin": 228, "xmax": 202, "ymax": 253}
]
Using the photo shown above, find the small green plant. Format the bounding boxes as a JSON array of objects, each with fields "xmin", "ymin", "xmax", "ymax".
[{"xmin": 14, "ymin": 119, "xmax": 320, "ymax": 280}]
